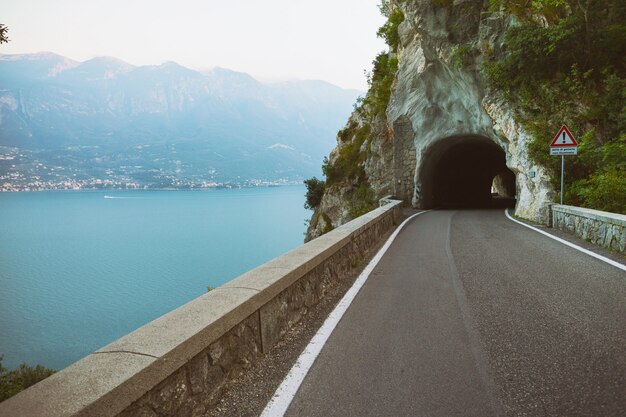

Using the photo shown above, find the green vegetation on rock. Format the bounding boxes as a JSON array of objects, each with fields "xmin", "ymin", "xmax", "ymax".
[
  {"xmin": 366, "ymin": 2, "xmax": 403, "ymax": 116},
  {"xmin": 306, "ymin": 1, "xmax": 403, "ymax": 230},
  {"xmin": 377, "ymin": 6, "xmax": 405, "ymax": 53},
  {"xmin": 304, "ymin": 177, "xmax": 326, "ymax": 209},
  {"xmin": 320, "ymin": 212, "xmax": 334, "ymax": 234},
  {"xmin": 485, "ymin": 0, "xmax": 625, "ymax": 213},
  {"xmin": 322, "ymin": 124, "xmax": 371, "ymax": 186},
  {"xmin": 451, "ymin": 43, "xmax": 476, "ymax": 69},
  {"xmin": 321, "ymin": 2, "xmax": 403, "ymax": 189},
  {"xmin": 364, "ymin": 53, "xmax": 400, "ymax": 117},
  {"xmin": 0, "ymin": 355, "xmax": 55, "ymax": 402},
  {"xmin": 348, "ymin": 184, "xmax": 378, "ymax": 219}
]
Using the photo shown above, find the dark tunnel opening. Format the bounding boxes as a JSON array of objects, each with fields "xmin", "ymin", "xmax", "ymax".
[{"xmin": 420, "ymin": 136, "xmax": 516, "ymax": 209}]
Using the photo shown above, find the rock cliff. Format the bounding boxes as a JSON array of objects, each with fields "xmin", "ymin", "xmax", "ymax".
[{"xmin": 306, "ymin": 0, "xmax": 554, "ymax": 240}]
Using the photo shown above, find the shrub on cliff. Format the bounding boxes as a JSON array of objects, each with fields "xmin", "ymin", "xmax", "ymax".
[
  {"xmin": 367, "ymin": 3, "xmax": 403, "ymax": 116},
  {"xmin": 304, "ymin": 177, "xmax": 326, "ymax": 209},
  {"xmin": 323, "ymin": 124, "xmax": 371, "ymax": 187},
  {"xmin": 0, "ymin": 355, "xmax": 55, "ymax": 402},
  {"xmin": 323, "ymin": 3, "xmax": 402, "ymax": 188},
  {"xmin": 349, "ymin": 184, "xmax": 378, "ymax": 218},
  {"xmin": 377, "ymin": 6, "xmax": 404, "ymax": 53},
  {"xmin": 314, "ymin": 1, "xmax": 404, "ymax": 224},
  {"xmin": 365, "ymin": 52, "xmax": 399, "ymax": 116}
]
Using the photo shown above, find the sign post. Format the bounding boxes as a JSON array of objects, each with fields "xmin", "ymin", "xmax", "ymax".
[{"xmin": 549, "ymin": 125, "xmax": 578, "ymax": 205}]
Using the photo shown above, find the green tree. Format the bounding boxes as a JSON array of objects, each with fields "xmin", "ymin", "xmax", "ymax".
[
  {"xmin": 304, "ymin": 177, "xmax": 325, "ymax": 209},
  {"xmin": 0, "ymin": 355, "xmax": 55, "ymax": 403},
  {"xmin": 0, "ymin": 24, "xmax": 9, "ymax": 44}
]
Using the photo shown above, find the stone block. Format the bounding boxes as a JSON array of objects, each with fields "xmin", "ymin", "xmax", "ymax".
[
  {"xmin": 145, "ymin": 370, "xmax": 190, "ymax": 416},
  {"xmin": 117, "ymin": 406, "xmax": 158, "ymax": 417},
  {"xmin": 204, "ymin": 364, "xmax": 225, "ymax": 396},
  {"xmin": 187, "ymin": 353, "xmax": 208, "ymax": 395},
  {"xmin": 259, "ymin": 286, "xmax": 295, "ymax": 351}
]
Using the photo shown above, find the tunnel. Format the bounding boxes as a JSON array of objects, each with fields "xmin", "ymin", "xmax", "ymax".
[{"xmin": 418, "ymin": 136, "xmax": 516, "ymax": 209}]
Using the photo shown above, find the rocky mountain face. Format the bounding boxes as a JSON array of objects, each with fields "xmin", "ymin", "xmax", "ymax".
[
  {"xmin": 0, "ymin": 53, "xmax": 360, "ymax": 188},
  {"xmin": 306, "ymin": 0, "xmax": 554, "ymax": 240}
]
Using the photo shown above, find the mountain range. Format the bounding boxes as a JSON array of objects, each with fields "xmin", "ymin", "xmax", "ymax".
[{"xmin": 0, "ymin": 52, "xmax": 360, "ymax": 190}]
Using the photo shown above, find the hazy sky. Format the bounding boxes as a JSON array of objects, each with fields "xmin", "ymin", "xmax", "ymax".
[{"xmin": 1, "ymin": 0, "xmax": 387, "ymax": 90}]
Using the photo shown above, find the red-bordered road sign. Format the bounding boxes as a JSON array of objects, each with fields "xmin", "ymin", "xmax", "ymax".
[
  {"xmin": 550, "ymin": 125, "xmax": 578, "ymax": 155},
  {"xmin": 550, "ymin": 125, "xmax": 578, "ymax": 147}
]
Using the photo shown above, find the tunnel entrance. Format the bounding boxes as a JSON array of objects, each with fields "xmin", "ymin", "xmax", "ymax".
[{"xmin": 419, "ymin": 136, "xmax": 516, "ymax": 209}]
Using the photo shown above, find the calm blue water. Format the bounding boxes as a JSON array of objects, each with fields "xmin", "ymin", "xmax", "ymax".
[{"xmin": 0, "ymin": 186, "xmax": 308, "ymax": 370}]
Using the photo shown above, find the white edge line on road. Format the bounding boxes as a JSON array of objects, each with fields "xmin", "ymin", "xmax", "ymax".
[
  {"xmin": 504, "ymin": 209, "xmax": 625, "ymax": 272},
  {"xmin": 260, "ymin": 210, "xmax": 429, "ymax": 417}
]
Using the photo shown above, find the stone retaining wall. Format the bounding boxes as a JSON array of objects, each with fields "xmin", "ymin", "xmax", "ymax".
[
  {"xmin": 551, "ymin": 204, "xmax": 626, "ymax": 253},
  {"xmin": 0, "ymin": 201, "xmax": 403, "ymax": 417}
]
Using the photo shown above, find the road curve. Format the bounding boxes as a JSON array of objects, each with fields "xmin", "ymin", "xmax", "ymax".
[{"xmin": 283, "ymin": 210, "xmax": 626, "ymax": 417}]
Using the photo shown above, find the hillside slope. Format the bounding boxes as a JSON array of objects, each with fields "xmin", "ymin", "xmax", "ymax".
[{"xmin": 0, "ymin": 53, "xmax": 360, "ymax": 189}]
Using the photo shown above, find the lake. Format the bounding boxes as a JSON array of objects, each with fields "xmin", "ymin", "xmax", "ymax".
[{"xmin": 0, "ymin": 186, "xmax": 309, "ymax": 370}]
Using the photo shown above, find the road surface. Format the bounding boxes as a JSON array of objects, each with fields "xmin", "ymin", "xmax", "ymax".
[{"xmin": 281, "ymin": 210, "xmax": 625, "ymax": 417}]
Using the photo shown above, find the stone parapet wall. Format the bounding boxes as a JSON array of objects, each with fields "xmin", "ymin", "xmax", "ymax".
[
  {"xmin": 0, "ymin": 201, "xmax": 403, "ymax": 417},
  {"xmin": 551, "ymin": 204, "xmax": 626, "ymax": 253}
]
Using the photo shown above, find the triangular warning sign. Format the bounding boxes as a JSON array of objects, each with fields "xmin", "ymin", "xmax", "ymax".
[{"xmin": 550, "ymin": 125, "xmax": 578, "ymax": 147}]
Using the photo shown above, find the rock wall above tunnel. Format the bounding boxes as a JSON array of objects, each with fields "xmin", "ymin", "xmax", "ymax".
[
  {"xmin": 306, "ymin": 1, "xmax": 556, "ymax": 240},
  {"xmin": 386, "ymin": 0, "xmax": 554, "ymax": 221}
]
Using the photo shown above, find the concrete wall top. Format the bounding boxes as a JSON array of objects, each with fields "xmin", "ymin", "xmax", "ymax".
[
  {"xmin": 0, "ymin": 200, "xmax": 403, "ymax": 417},
  {"xmin": 552, "ymin": 204, "xmax": 626, "ymax": 227}
]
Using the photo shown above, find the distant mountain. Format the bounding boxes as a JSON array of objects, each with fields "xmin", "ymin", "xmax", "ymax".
[{"xmin": 0, "ymin": 52, "xmax": 361, "ymax": 190}]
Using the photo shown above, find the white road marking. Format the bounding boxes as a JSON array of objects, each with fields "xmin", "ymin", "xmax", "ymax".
[
  {"xmin": 505, "ymin": 209, "xmax": 625, "ymax": 272},
  {"xmin": 259, "ymin": 210, "xmax": 429, "ymax": 417}
]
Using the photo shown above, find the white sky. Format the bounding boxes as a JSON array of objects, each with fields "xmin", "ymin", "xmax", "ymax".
[{"xmin": 1, "ymin": 0, "xmax": 387, "ymax": 90}]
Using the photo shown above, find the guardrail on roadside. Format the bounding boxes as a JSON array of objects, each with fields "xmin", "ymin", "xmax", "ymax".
[{"xmin": 550, "ymin": 204, "xmax": 625, "ymax": 253}]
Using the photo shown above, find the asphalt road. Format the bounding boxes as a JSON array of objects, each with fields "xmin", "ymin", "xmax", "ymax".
[{"xmin": 283, "ymin": 210, "xmax": 626, "ymax": 417}]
